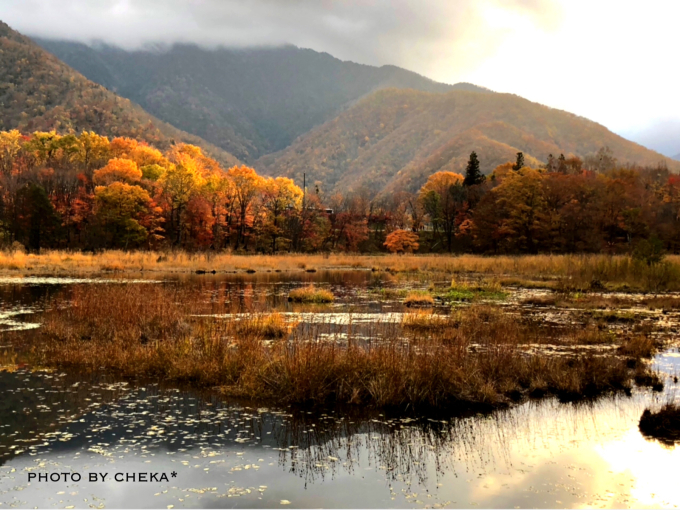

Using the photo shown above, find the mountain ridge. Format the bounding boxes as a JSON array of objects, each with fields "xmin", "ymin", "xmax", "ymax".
[
  {"xmin": 0, "ymin": 21, "xmax": 240, "ymax": 167},
  {"xmin": 255, "ymin": 88, "xmax": 680, "ymax": 197},
  {"xmin": 34, "ymin": 38, "xmax": 490, "ymax": 161}
]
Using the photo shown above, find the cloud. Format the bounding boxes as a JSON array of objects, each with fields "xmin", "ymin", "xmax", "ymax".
[{"xmin": 0, "ymin": 0, "xmax": 559, "ymax": 75}]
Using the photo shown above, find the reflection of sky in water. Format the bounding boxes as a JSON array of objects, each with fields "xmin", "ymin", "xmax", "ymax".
[
  {"xmin": 1, "ymin": 275, "xmax": 680, "ymax": 508},
  {"xmin": 0, "ymin": 277, "xmax": 161, "ymax": 285},
  {"xmin": 1, "ymin": 356, "xmax": 679, "ymax": 509}
]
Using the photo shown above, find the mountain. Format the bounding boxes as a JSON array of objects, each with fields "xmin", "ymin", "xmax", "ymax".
[
  {"xmin": 35, "ymin": 38, "xmax": 490, "ymax": 161},
  {"xmin": 0, "ymin": 22, "xmax": 240, "ymax": 167},
  {"xmin": 674, "ymin": 153, "xmax": 680, "ymax": 161},
  {"xmin": 255, "ymin": 88, "xmax": 680, "ymax": 197}
]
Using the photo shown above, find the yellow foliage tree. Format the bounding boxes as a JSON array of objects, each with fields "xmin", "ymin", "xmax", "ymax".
[
  {"xmin": 261, "ymin": 176, "xmax": 303, "ymax": 252},
  {"xmin": 418, "ymin": 171, "xmax": 465, "ymax": 252},
  {"xmin": 160, "ymin": 154, "xmax": 205, "ymax": 244},
  {"xmin": 76, "ymin": 131, "xmax": 110, "ymax": 171},
  {"xmin": 94, "ymin": 182, "xmax": 153, "ymax": 248},
  {"xmin": 0, "ymin": 129, "xmax": 23, "ymax": 174},
  {"xmin": 228, "ymin": 165, "xmax": 265, "ymax": 249},
  {"xmin": 131, "ymin": 144, "xmax": 168, "ymax": 168},
  {"xmin": 493, "ymin": 167, "xmax": 546, "ymax": 252}
]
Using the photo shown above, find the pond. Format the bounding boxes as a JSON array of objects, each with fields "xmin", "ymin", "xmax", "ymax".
[{"xmin": 0, "ymin": 272, "xmax": 679, "ymax": 509}]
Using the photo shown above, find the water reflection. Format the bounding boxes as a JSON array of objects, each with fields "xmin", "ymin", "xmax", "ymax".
[
  {"xmin": 1, "ymin": 356, "xmax": 679, "ymax": 508},
  {"xmin": 1, "ymin": 273, "xmax": 679, "ymax": 508}
]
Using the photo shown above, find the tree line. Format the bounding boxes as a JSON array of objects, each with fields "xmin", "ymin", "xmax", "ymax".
[{"xmin": 0, "ymin": 130, "xmax": 677, "ymax": 256}]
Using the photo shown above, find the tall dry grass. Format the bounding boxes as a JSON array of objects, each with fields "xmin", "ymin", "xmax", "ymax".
[
  {"xmin": 2, "ymin": 250, "xmax": 679, "ymax": 291},
  {"xmin": 6, "ymin": 284, "xmax": 662, "ymax": 410}
]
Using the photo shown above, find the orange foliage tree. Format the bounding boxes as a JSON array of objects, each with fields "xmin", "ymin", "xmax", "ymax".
[
  {"xmin": 93, "ymin": 158, "xmax": 142, "ymax": 185},
  {"xmin": 384, "ymin": 229, "xmax": 419, "ymax": 253}
]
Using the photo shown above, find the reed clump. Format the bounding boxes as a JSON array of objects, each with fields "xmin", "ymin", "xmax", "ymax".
[
  {"xmin": 287, "ymin": 285, "xmax": 334, "ymax": 303},
  {"xmin": 403, "ymin": 291, "xmax": 435, "ymax": 307},
  {"xmin": 639, "ymin": 403, "xmax": 680, "ymax": 445},
  {"xmin": 6, "ymin": 285, "xmax": 663, "ymax": 411}
]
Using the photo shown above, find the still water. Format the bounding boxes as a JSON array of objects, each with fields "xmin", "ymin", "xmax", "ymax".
[{"xmin": 0, "ymin": 273, "xmax": 679, "ymax": 509}]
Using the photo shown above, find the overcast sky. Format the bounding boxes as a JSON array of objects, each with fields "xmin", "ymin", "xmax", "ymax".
[{"xmin": 2, "ymin": 0, "xmax": 678, "ymax": 156}]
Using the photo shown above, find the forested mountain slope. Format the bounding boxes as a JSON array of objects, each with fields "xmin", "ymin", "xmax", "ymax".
[
  {"xmin": 256, "ymin": 88, "xmax": 680, "ymax": 197},
  {"xmin": 0, "ymin": 22, "xmax": 240, "ymax": 167},
  {"xmin": 36, "ymin": 38, "xmax": 489, "ymax": 161}
]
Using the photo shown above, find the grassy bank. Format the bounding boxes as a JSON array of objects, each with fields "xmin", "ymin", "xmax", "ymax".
[
  {"xmin": 6, "ymin": 284, "xmax": 663, "ymax": 411},
  {"xmin": 1, "ymin": 250, "xmax": 679, "ymax": 292}
]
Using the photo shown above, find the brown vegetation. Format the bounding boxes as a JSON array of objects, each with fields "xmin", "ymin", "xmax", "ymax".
[
  {"xmin": 639, "ymin": 404, "xmax": 680, "ymax": 445},
  {"xmin": 403, "ymin": 291, "xmax": 435, "ymax": 307},
  {"xmin": 5, "ymin": 284, "xmax": 662, "ymax": 411}
]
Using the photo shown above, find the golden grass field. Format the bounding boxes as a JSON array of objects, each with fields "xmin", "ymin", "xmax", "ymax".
[{"xmin": 1, "ymin": 250, "xmax": 679, "ymax": 292}]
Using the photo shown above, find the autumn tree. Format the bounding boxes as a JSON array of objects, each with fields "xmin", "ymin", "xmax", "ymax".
[
  {"xmin": 160, "ymin": 154, "xmax": 204, "ymax": 246},
  {"xmin": 475, "ymin": 167, "xmax": 547, "ymax": 253},
  {"xmin": 384, "ymin": 229, "xmax": 419, "ymax": 254},
  {"xmin": 0, "ymin": 130, "xmax": 24, "ymax": 175},
  {"xmin": 93, "ymin": 158, "xmax": 142, "ymax": 185},
  {"xmin": 228, "ymin": 166, "xmax": 264, "ymax": 250},
  {"xmin": 75, "ymin": 131, "xmax": 110, "ymax": 172},
  {"xmin": 94, "ymin": 182, "xmax": 157, "ymax": 248},
  {"xmin": 419, "ymin": 171, "xmax": 465, "ymax": 252},
  {"xmin": 260, "ymin": 176, "xmax": 303, "ymax": 252}
]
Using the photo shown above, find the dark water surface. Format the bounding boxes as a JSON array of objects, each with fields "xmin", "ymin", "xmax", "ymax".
[{"xmin": 0, "ymin": 273, "xmax": 679, "ymax": 509}]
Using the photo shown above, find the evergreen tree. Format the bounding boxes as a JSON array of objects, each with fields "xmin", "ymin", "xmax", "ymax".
[
  {"xmin": 512, "ymin": 152, "xmax": 525, "ymax": 171},
  {"xmin": 463, "ymin": 151, "xmax": 485, "ymax": 186},
  {"xmin": 14, "ymin": 183, "xmax": 60, "ymax": 252}
]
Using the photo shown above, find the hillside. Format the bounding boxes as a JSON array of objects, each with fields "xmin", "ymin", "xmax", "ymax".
[
  {"xmin": 255, "ymin": 88, "xmax": 680, "ymax": 197},
  {"xmin": 35, "ymin": 38, "xmax": 489, "ymax": 161},
  {"xmin": 0, "ymin": 22, "xmax": 240, "ymax": 167}
]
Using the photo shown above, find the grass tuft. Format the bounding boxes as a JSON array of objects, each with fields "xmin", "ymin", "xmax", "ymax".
[
  {"xmin": 403, "ymin": 291, "xmax": 434, "ymax": 307},
  {"xmin": 288, "ymin": 285, "xmax": 334, "ymax": 303}
]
